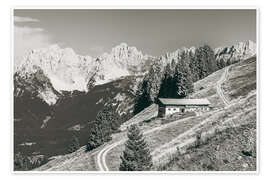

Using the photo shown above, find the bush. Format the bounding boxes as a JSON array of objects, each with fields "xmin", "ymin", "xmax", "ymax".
[{"xmin": 14, "ymin": 152, "xmax": 48, "ymax": 171}]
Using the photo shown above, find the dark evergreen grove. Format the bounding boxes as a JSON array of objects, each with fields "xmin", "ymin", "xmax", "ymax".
[
  {"xmin": 133, "ymin": 78, "xmax": 151, "ymax": 115},
  {"xmin": 86, "ymin": 106, "xmax": 120, "ymax": 151},
  {"xmin": 133, "ymin": 44, "xmax": 220, "ymax": 115},
  {"xmin": 119, "ymin": 124, "xmax": 153, "ymax": 171},
  {"xmin": 68, "ymin": 135, "xmax": 80, "ymax": 153},
  {"xmin": 133, "ymin": 60, "xmax": 163, "ymax": 115},
  {"xmin": 158, "ymin": 61, "xmax": 177, "ymax": 98}
]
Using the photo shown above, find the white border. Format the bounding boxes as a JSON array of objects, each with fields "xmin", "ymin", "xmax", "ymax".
[{"xmin": 11, "ymin": 7, "xmax": 259, "ymax": 175}]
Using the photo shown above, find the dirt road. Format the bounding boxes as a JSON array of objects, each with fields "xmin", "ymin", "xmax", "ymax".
[{"xmin": 216, "ymin": 67, "xmax": 230, "ymax": 106}]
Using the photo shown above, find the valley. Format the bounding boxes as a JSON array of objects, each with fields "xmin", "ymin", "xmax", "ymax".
[{"xmin": 14, "ymin": 75, "xmax": 139, "ymax": 157}]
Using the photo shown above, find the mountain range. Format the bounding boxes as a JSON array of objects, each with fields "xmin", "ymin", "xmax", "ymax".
[
  {"xmin": 13, "ymin": 40, "xmax": 256, "ymax": 158},
  {"xmin": 14, "ymin": 41, "xmax": 256, "ymax": 106}
]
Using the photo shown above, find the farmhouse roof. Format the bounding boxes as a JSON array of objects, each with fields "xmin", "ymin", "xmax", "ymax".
[{"xmin": 158, "ymin": 98, "xmax": 210, "ymax": 106}]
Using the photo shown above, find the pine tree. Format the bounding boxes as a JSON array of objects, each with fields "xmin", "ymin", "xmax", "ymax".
[
  {"xmin": 226, "ymin": 58, "xmax": 232, "ymax": 66},
  {"xmin": 189, "ymin": 51, "xmax": 200, "ymax": 82},
  {"xmin": 68, "ymin": 135, "xmax": 80, "ymax": 153},
  {"xmin": 174, "ymin": 51, "xmax": 194, "ymax": 98},
  {"xmin": 133, "ymin": 59, "xmax": 163, "ymax": 115},
  {"xmin": 86, "ymin": 108, "xmax": 113, "ymax": 151},
  {"xmin": 103, "ymin": 105, "xmax": 120, "ymax": 133},
  {"xmin": 203, "ymin": 44, "xmax": 218, "ymax": 73},
  {"xmin": 158, "ymin": 63, "xmax": 175, "ymax": 98},
  {"xmin": 194, "ymin": 44, "xmax": 217, "ymax": 80},
  {"xmin": 119, "ymin": 124, "xmax": 153, "ymax": 171},
  {"xmin": 87, "ymin": 73, "xmax": 96, "ymax": 91},
  {"xmin": 217, "ymin": 58, "xmax": 226, "ymax": 69},
  {"xmin": 133, "ymin": 78, "xmax": 151, "ymax": 115},
  {"xmin": 146, "ymin": 61, "xmax": 163, "ymax": 103}
]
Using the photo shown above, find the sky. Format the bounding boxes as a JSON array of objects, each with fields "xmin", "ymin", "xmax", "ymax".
[{"xmin": 14, "ymin": 9, "xmax": 256, "ymax": 65}]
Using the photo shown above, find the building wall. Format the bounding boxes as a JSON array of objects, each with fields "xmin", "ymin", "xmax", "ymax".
[
  {"xmin": 185, "ymin": 106, "xmax": 210, "ymax": 112},
  {"xmin": 165, "ymin": 106, "xmax": 183, "ymax": 116},
  {"xmin": 163, "ymin": 105, "xmax": 210, "ymax": 116}
]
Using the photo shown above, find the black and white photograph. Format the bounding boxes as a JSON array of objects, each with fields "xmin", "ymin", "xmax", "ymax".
[{"xmin": 13, "ymin": 9, "xmax": 257, "ymax": 172}]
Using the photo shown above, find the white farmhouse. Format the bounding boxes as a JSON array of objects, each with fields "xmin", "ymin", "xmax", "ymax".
[{"xmin": 158, "ymin": 98, "xmax": 211, "ymax": 117}]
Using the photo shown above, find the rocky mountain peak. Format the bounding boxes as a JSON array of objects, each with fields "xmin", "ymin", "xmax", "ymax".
[
  {"xmin": 14, "ymin": 41, "xmax": 256, "ymax": 105},
  {"xmin": 100, "ymin": 43, "xmax": 144, "ymax": 64},
  {"xmin": 15, "ymin": 45, "xmax": 97, "ymax": 93},
  {"xmin": 215, "ymin": 40, "xmax": 256, "ymax": 64}
]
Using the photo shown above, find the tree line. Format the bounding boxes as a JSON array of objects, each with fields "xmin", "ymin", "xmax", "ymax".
[{"xmin": 134, "ymin": 44, "xmax": 220, "ymax": 115}]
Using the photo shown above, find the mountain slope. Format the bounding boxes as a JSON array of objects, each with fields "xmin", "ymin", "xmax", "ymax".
[
  {"xmin": 35, "ymin": 55, "xmax": 256, "ymax": 171},
  {"xmin": 14, "ymin": 75, "xmax": 140, "ymax": 158},
  {"xmin": 155, "ymin": 57, "xmax": 256, "ymax": 171}
]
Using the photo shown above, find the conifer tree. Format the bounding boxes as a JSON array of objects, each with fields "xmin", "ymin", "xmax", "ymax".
[
  {"xmin": 174, "ymin": 52, "xmax": 194, "ymax": 98},
  {"xmin": 133, "ymin": 59, "xmax": 163, "ymax": 115},
  {"xmin": 217, "ymin": 58, "xmax": 226, "ymax": 69},
  {"xmin": 194, "ymin": 44, "xmax": 217, "ymax": 80},
  {"xmin": 119, "ymin": 124, "xmax": 153, "ymax": 171},
  {"xmin": 189, "ymin": 51, "xmax": 200, "ymax": 82},
  {"xmin": 133, "ymin": 78, "xmax": 151, "ymax": 115},
  {"xmin": 226, "ymin": 58, "xmax": 232, "ymax": 66},
  {"xmin": 68, "ymin": 135, "xmax": 80, "ymax": 153},
  {"xmin": 146, "ymin": 60, "xmax": 163, "ymax": 103},
  {"xmin": 86, "ymin": 107, "xmax": 113, "ymax": 151},
  {"xmin": 158, "ymin": 63, "xmax": 175, "ymax": 98},
  {"xmin": 203, "ymin": 44, "xmax": 218, "ymax": 73},
  {"xmin": 104, "ymin": 105, "xmax": 120, "ymax": 133}
]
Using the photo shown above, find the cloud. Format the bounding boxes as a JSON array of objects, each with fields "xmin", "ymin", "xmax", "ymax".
[
  {"xmin": 14, "ymin": 16, "xmax": 40, "ymax": 23},
  {"xmin": 14, "ymin": 25, "xmax": 51, "ymax": 67},
  {"xmin": 13, "ymin": 16, "xmax": 53, "ymax": 67}
]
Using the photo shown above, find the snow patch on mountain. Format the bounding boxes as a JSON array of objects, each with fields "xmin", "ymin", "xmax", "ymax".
[
  {"xmin": 38, "ymin": 87, "xmax": 59, "ymax": 105},
  {"xmin": 16, "ymin": 43, "xmax": 149, "ymax": 92},
  {"xmin": 16, "ymin": 44, "xmax": 97, "ymax": 93}
]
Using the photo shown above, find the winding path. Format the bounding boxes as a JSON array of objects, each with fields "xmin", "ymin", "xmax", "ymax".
[
  {"xmin": 216, "ymin": 67, "xmax": 230, "ymax": 106},
  {"xmin": 96, "ymin": 116, "xmax": 196, "ymax": 171},
  {"xmin": 96, "ymin": 67, "xmax": 231, "ymax": 171}
]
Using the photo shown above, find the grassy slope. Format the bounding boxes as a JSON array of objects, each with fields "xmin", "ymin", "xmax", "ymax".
[
  {"xmin": 156, "ymin": 57, "xmax": 256, "ymax": 171},
  {"xmin": 105, "ymin": 64, "xmax": 230, "ymax": 170}
]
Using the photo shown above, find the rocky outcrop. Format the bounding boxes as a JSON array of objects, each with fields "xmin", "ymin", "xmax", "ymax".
[{"xmin": 215, "ymin": 40, "xmax": 256, "ymax": 64}]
